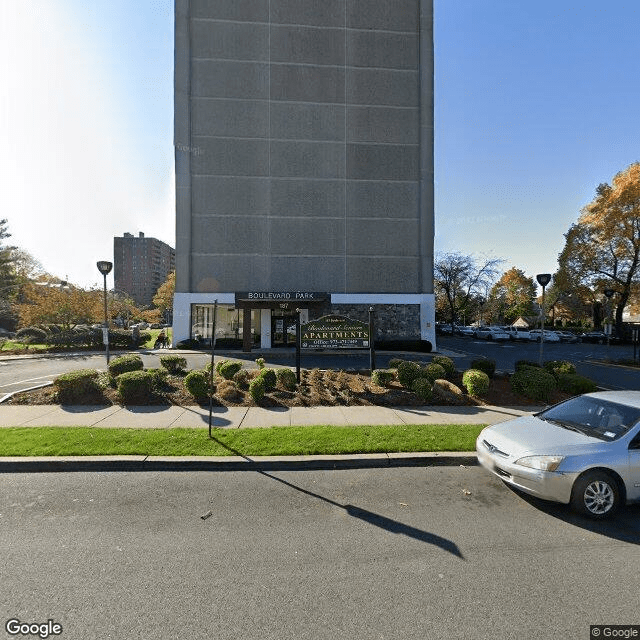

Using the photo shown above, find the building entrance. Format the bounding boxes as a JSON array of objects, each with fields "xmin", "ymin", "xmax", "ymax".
[{"xmin": 271, "ymin": 313, "xmax": 297, "ymax": 347}]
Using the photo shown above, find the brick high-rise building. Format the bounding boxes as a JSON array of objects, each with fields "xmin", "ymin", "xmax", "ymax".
[{"xmin": 114, "ymin": 232, "xmax": 175, "ymax": 307}]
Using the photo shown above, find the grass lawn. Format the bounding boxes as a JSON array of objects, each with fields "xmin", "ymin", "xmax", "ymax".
[{"xmin": 0, "ymin": 423, "xmax": 484, "ymax": 457}]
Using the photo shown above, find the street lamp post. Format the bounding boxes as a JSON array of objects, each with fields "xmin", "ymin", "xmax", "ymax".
[
  {"xmin": 536, "ymin": 273, "xmax": 552, "ymax": 366},
  {"xmin": 96, "ymin": 261, "xmax": 113, "ymax": 365}
]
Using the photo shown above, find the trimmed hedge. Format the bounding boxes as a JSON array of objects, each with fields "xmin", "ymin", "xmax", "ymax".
[
  {"xmin": 556, "ymin": 373, "xmax": 597, "ymax": 395},
  {"xmin": 411, "ymin": 378, "xmax": 433, "ymax": 402},
  {"xmin": 184, "ymin": 370, "xmax": 211, "ymax": 401},
  {"xmin": 108, "ymin": 354, "xmax": 144, "ymax": 379},
  {"xmin": 510, "ymin": 367, "xmax": 557, "ymax": 402},
  {"xmin": 462, "ymin": 369, "xmax": 490, "ymax": 397},
  {"xmin": 431, "ymin": 355, "xmax": 455, "ymax": 379},
  {"xmin": 160, "ymin": 355, "xmax": 187, "ymax": 374},
  {"xmin": 249, "ymin": 377, "xmax": 266, "ymax": 402},
  {"xmin": 543, "ymin": 360, "xmax": 577, "ymax": 379},
  {"xmin": 515, "ymin": 360, "xmax": 541, "ymax": 372},
  {"xmin": 396, "ymin": 361, "xmax": 423, "ymax": 388},
  {"xmin": 54, "ymin": 369, "xmax": 100, "ymax": 403},
  {"xmin": 117, "ymin": 370, "xmax": 156, "ymax": 403},
  {"xmin": 371, "ymin": 369, "xmax": 395, "ymax": 387},
  {"xmin": 422, "ymin": 363, "xmax": 446, "ymax": 383},
  {"xmin": 218, "ymin": 361, "xmax": 243, "ymax": 380},
  {"xmin": 16, "ymin": 327, "xmax": 47, "ymax": 344},
  {"xmin": 470, "ymin": 358, "xmax": 496, "ymax": 378},
  {"xmin": 258, "ymin": 368, "xmax": 277, "ymax": 391},
  {"xmin": 276, "ymin": 368, "xmax": 297, "ymax": 391}
]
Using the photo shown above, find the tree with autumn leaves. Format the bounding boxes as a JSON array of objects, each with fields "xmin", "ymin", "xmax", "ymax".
[
  {"xmin": 556, "ymin": 162, "xmax": 640, "ymax": 336},
  {"xmin": 487, "ymin": 267, "xmax": 536, "ymax": 324}
]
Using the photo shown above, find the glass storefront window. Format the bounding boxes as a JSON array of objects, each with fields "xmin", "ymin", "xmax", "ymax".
[{"xmin": 190, "ymin": 304, "xmax": 259, "ymax": 345}]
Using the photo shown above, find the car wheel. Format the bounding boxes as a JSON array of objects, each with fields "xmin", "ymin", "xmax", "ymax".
[
  {"xmin": 487, "ymin": 334, "xmax": 493, "ymax": 341},
  {"xmin": 570, "ymin": 471, "xmax": 621, "ymax": 519}
]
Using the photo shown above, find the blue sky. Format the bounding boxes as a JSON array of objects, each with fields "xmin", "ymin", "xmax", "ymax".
[{"xmin": 1, "ymin": 1, "xmax": 639, "ymax": 289}]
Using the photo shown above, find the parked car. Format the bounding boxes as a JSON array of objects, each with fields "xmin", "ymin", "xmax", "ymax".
[
  {"xmin": 476, "ymin": 390, "xmax": 640, "ymax": 518},
  {"xmin": 579, "ymin": 331, "xmax": 607, "ymax": 344},
  {"xmin": 528, "ymin": 329, "xmax": 560, "ymax": 343},
  {"xmin": 459, "ymin": 326, "xmax": 476, "ymax": 337},
  {"xmin": 555, "ymin": 330, "xmax": 581, "ymax": 343},
  {"xmin": 474, "ymin": 326, "xmax": 510, "ymax": 341},
  {"xmin": 501, "ymin": 326, "xmax": 531, "ymax": 341}
]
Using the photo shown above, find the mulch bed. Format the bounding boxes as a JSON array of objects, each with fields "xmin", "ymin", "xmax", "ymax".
[{"xmin": 5, "ymin": 369, "xmax": 570, "ymax": 408}]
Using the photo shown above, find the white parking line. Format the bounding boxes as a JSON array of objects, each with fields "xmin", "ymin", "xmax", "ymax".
[{"xmin": 0, "ymin": 374, "xmax": 63, "ymax": 389}]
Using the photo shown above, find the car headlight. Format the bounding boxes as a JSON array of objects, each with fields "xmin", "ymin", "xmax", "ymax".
[{"xmin": 514, "ymin": 455, "xmax": 565, "ymax": 472}]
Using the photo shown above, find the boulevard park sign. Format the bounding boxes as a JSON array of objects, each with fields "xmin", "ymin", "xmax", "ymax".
[{"xmin": 301, "ymin": 315, "xmax": 370, "ymax": 350}]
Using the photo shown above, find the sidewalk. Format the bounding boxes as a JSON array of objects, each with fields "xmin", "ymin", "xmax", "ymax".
[
  {"xmin": 0, "ymin": 403, "xmax": 536, "ymax": 429},
  {"xmin": 0, "ymin": 403, "xmax": 536, "ymax": 472}
]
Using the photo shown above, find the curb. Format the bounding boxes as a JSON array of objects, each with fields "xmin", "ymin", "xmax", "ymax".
[{"xmin": 0, "ymin": 452, "xmax": 478, "ymax": 473}]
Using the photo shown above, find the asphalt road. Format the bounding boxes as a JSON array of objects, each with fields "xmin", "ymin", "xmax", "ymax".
[{"xmin": 2, "ymin": 467, "xmax": 638, "ymax": 640}]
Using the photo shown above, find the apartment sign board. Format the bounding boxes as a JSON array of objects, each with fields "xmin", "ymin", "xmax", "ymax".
[{"xmin": 301, "ymin": 315, "xmax": 370, "ymax": 349}]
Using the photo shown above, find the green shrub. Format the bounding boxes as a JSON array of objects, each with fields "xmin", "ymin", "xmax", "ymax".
[
  {"xmin": 233, "ymin": 369, "xmax": 250, "ymax": 389},
  {"xmin": 159, "ymin": 355, "xmax": 187, "ymax": 374},
  {"xmin": 255, "ymin": 357, "xmax": 265, "ymax": 370},
  {"xmin": 219, "ymin": 360, "xmax": 243, "ymax": 380},
  {"xmin": 371, "ymin": 369, "xmax": 395, "ymax": 387},
  {"xmin": 515, "ymin": 360, "xmax": 541, "ymax": 372},
  {"xmin": 411, "ymin": 378, "xmax": 433, "ymax": 402},
  {"xmin": 543, "ymin": 360, "xmax": 577, "ymax": 379},
  {"xmin": 184, "ymin": 370, "xmax": 212, "ymax": 401},
  {"xmin": 53, "ymin": 369, "xmax": 100, "ymax": 403},
  {"xmin": 15, "ymin": 326, "xmax": 47, "ymax": 344},
  {"xmin": 276, "ymin": 368, "xmax": 298, "ymax": 391},
  {"xmin": 396, "ymin": 361, "xmax": 423, "ymax": 388},
  {"xmin": 462, "ymin": 369, "xmax": 490, "ymax": 396},
  {"xmin": 249, "ymin": 377, "xmax": 266, "ymax": 403},
  {"xmin": 215, "ymin": 359, "xmax": 228, "ymax": 374},
  {"xmin": 431, "ymin": 355, "xmax": 455, "ymax": 379},
  {"xmin": 388, "ymin": 358, "xmax": 404, "ymax": 369},
  {"xmin": 258, "ymin": 368, "xmax": 277, "ymax": 391},
  {"xmin": 470, "ymin": 358, "xmax": 496, "ymax": 378},
  {"xmin": 556, "ymin": 373, "xmax": 597, "ymax": 395},
  {"xmin": 147, "ymin": 368, "xmax": 169, "ymax": 384},
  {"xmin": 117, "ymin": 370, "xmax": 156, "ymax": 403},
  {"xmin": 510, "ymin": 367, "xmax": 557, "ymax": 402},
  {"xmin": 108, "ymin": 354, "xmax": 143, "ymax": 379},
  {"xmin": 422, "ymin": 363, "xmax": 446, "ymax": 383}
]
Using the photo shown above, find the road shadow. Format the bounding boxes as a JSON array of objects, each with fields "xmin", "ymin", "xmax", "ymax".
[
  {"xmin": 505, "ymin": 484, "xmax": 640, "ymax": 545},
  {"xmin": 205, "ymin": 433, "xmax": 464, "ymax": 559}
]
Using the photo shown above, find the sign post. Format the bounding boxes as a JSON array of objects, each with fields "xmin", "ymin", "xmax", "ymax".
[
  {"xmin": 368, "ymin": 307, "xmax": 376, "ymax": 373},
  {"xmin": 208, "ymin": 300, "xmax": 218, "ymax": 438},
  {"xmin": 295, "ymin": 308, "xmax": 301, "ymax": 383}
]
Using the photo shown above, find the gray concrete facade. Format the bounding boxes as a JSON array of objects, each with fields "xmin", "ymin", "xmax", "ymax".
[{"xmin": 174, "ymin": 0, "xmax": 435, "ymax": 346}]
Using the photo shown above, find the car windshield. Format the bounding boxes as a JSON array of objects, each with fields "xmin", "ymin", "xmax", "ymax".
[{"xmin": 538, "ymin": 396, "xmax": 640, "ymax": 441}]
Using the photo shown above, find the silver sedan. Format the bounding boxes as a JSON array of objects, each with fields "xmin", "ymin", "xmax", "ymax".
[{"xmin": 476, "ymin": 391, "xmax": 640, "ymax": 519}]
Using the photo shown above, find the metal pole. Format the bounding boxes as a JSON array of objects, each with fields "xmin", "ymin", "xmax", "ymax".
[
  {"xmin": 208, "ymin": 300, "xmax": 218, "ymax": 437},
  {"xmin": 295, "ymin": 309, "xmax": 301, "ymax": 384},
  {"xmin": 369, "ymin": 307, "xmax": 376, "ymax": 373},
  {"xmin": 103, "ymin": 273, "xmax": 110, "ymax": 365},
  {"xmin": 538, "ymin": 285, "xmax": 545, "ymax": 367}
]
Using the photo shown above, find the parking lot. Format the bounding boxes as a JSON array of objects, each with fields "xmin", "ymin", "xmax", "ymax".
[{"xmin": 436, "ymin": 333, "xmax": 640, "ymax": 390}]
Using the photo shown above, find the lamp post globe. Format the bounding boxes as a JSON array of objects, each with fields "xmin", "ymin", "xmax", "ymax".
[{"xmin": 96, "ymin": 261, "xmax": 113, "ymax": 364}]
